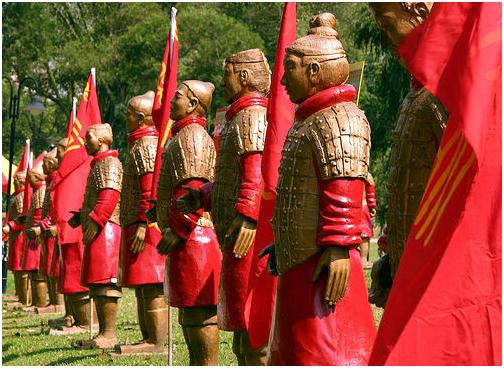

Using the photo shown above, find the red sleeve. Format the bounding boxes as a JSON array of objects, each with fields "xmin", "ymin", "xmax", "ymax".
[
  {"xmin": 235, "ymin": 153, "xmax": 263, "ymax": 222},
  {"xmin": 8, "ymin": 220, "xmax": 23, "ymax": 232},
  {"xmin": 200, "ymin": 182, "xmax": 214, "ymax": 211},
  {"xmin": 169, "ymin": 178, "xmax": 206, "ymax": 240},
  {"xmin": 137, "ymin": 172, "xmax": 153, "ymax": 223},
  {"xmin": 366, "ymin": 183, "xmax": 377, "ymax": 210},
  {"xmin": 88, "ymin": 189, "xmax": 120, "ymax": 228},
  {"xmin": 316, "ymin": 176, "xmax": 364, "ymax": 248}
]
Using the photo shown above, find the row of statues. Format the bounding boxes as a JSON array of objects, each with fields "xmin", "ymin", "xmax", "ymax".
[{"xmin": 4, "ymin": 4, "xmax": 447, "ymax": 365}]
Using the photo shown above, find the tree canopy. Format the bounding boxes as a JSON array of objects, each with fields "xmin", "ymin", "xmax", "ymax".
[{"xmin": 2, "ymin": 2, "xmax": 410, "ymax": 225}]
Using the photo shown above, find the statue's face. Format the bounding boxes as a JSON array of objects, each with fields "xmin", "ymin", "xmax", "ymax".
[
  {"xmin": 126, "ymin": 105, "xmax": 141, "ymax": 133},
  {"xmin": 56, "ymin": 143, "xmax": 66, "ymax": 162},
  {"xmin": 27, "ymin": 170, "xmax": 42, "ymax": 186},
  {"xmin": 42, "ymin": 157, "xmax": 58, "ymax": 175},
  {"xmin": 170, "ymin": 84, "xmax": 192, "ymax": 121},
  {"xmin": 221, "ymin": 62, "xmax": 242, "ymax": 103},
  {"xmin": 281, "ymin": 53, "xmax": 311, "ymax": 104},
  {"xmin": 13, "ymin": 174, "xmax": 25, "ymax": 190},
  {"xmin": 84, "ymin": 129, "xmax": 101, "ymax": 156},
  {"xmin": 370, "ymin": 3, "xmax": 417, "ymax": 49}
]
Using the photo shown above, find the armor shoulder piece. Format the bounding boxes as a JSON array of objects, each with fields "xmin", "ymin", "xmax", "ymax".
[
  {"xmin": 93, "ymin": 156, "xmax": 123, "ymax": 192},
  {"xmin": 166, "ymin": 124, "xmax": 216, "ymax": 187},
  {"xmin": 233, "ymin": 105, "xmax": 268, "ymax": 156},
  {"xmin": 131, "ymin": 135, "xmax": 158, "ymax": 176},
  {"xmin": 307, "ymin": 102, "xmax": 370, "ymax": 181}
]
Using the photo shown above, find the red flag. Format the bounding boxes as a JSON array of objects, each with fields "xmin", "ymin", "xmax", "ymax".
[
  {"xmin": 369, "ymin": 3, "xmax": 501, "ymax": 365},
  {"xmin": 146, "ymin": 7, "xmax": 178, "ymax": 244},
  {"xmin": 13, "ymin": 139, "xmax": 30, "ymax": 178},
  {"xmin": 53, "ymin": 70, "xmax": 102, "ymax": 244},
  {"xmin": 244, "ymin": 2, "xmax": 296, "ymax": 350}
]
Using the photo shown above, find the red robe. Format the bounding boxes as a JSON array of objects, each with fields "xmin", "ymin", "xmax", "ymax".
[
  {"xmin": 360, "ymin": 183, "xmax": 377, "ymax": 238},
  {"xmin": 22, "ymin": 181, "xmax": 44, "ymax": 272},
  {"xmin": 7, "ymin": 187, "xmax": 26, "ymax": 271}
]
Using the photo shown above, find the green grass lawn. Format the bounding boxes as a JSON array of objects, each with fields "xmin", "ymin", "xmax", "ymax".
[{"xmin": 2, "ymin": 240, "xmax": 383, "ymax": 366}]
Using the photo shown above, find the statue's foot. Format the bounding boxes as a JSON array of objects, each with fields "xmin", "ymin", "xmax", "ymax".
[
  {"xmin": 3, "ymin": 295, "xmax": 18, "ymax": 302},
  {"xmin": 112, "ymin": 341, "xmax": 165, "ymax": 355},
  {"xmin": 4, "ymin": 301, "xmax": 24, "ymax": 310},
  {"xmin": 73, "ymin": 335, "xmax": 118, "ymax": 350},
  {"xmin": 20, "ymin": 305, "xmax": 37, "ymax": 313},
  {"xmin": 47, "ymin": 324, "xmax": 98, "ymax": 336},
  {"xmin": 48, "ymin": 315, "xmax": 74, "ymax": 328},
  {"xmin": 35, "ymin": 304, "xmax": 65, "ymax": 315}
]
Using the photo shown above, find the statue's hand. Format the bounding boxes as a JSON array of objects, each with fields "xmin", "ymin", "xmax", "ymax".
[
  {"xmin": 26, "ymin": 227, "xmax": 36, "ymax": 239},
  {"xmin": 226, "ymin": 215, "xmax": 256, "ymax": 258},
  {"xmin": 157, "ymin": 228, "xmax": 181, "ymax": 255},
  {"xmin": 68, "ymin": 211, "xmax": 81, "ymax": 228},
  {"xmin": 176, "ymin": 185, "xmax": 201, "ymax": 214},
  {"xmin": 48, "ymin": 225, "xmax": 58, "ymax": 238},
  {"xmin": 258, "ymin": 243, "xmax": 278, "ymax": 276},
  {"xmin": 32, "ymin": 226, "xmax": 42, "ymax": 237},
  {"xmin": 312, "ymin": 247, "xmax": 350, "ymax": 307},
  {"xmin": 82, "ymin": 221, "xmax": 99, "ymax": 246},
  {"xmin": 130, "ymin": 223, "xmax": 147, "ymax": 254},
  {"xmin": 145, "ymin": 201, "xmax": 157, "ymax": 223},
  {"xmin": 2, "ymin": 225, "xmax": 10, "ymax": 235},
  {"xmin": 370, "ymin": 208, "xmax": 377, "ymax": 218}
]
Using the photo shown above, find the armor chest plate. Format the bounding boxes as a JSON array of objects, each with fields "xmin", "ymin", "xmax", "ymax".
[
  {"xmin": 25, "ymin": 184, "xmax": 46, "ymax": 230},
  {"xmin": 156, "ymin": 124, "xmax": 216, "ymax": 231},
  {"xmin": 82, "ymin": 156, "xmax": 122, "ymax": 228},
  {"xmin": 386, "ymin": 87, "xmax": 447, "ymax": 277},
  {"xmin": 273, "ymin": 102, "xmax": 371, "ymax": 273},
  {"xmin": 41, "ymin": 181, "xmax": 54, "ymax": 220},
  {"xmin": 8, "ymin": 192, "xmax": 24, "ymax": 242},
  {"xmin": 120, "ymin": 135, "xmax": 158, "ymax": 227}
]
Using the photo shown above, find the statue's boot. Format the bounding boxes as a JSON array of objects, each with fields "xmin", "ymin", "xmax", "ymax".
[
  {"xmin": 22, "ymin": 272, "xmax": 47, "ymax": 312},
  {"xmin": 242, "ymin": 331, "xmax": 268, "ymax": 366},
  {"xmin": 4, "ymin": 272, "xmax": 21, "ymax": 302},
  {"xmin": 233, "ymin": 331, "xmax": 246, "ymax": 366},
  {"xmin": 5, "ymin": 272, "xmax": 26, "ymax": 308},
  {"xmin": 74, "ymin": 295, "xmax": 119, "ymax": 349},
  {"xmin": 50, "ymin": 292, "xmax": 97, "ymax": 335},
  {"xmin": 36, "ymin": 276, "xmax": 64, "ymax": 314},
  {"xmin": 184, "ymin": 324, "xmax": 220, "ymax": 365},
  {"xmin": 114, "ymin": 286, "xmax": 167, "ymax": 355},
  {"xmin": 48, "ymin": 295, "xmax": 74, "ymax": 328}
]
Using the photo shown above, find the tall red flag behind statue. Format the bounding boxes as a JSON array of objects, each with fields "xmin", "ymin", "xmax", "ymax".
[
  {"xmin": 53, "ymin": 70, "xmax": 102, "ymax": 244},
  {"xmin": 370, "ymin": 3, "xmax": 501, "ymax": 365},
  {"xmin": 146, "ymin": 7, "xmax": 178, "ymax": 244},
  {"xmin": 22, "ymin": 151, "xmax": 33, "ymax": 214},
  {"xmin": 244, "ymin": 2, "xmax": 296, "ymax": 350}
]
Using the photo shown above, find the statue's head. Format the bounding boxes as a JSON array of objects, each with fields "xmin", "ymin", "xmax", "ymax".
[
  {"xmin": 13, "ymin": 171, "xmax": 26, "ymax": 190},
  {"xmin": 56, "ymin": 137, "xmax": 68, "ymax": 162},
  {"xmin": 369, "ymin": 2, "xmax": 433, "ymax": 49},
  {"xmin": 27, "ymin": 158, "xmax": 46, "ymax": 186},
  {"xmin": 126, "ymin": 91, "xmax": 155, "ymax": 133},
  {"xmin": 170, "ymin": 80, "xmax": 215, "ymax": 121},
  {"xmin": 281, "ymin": 13, "xmax": 349, "ymax": 104},
  {"xmin": 85, "ymin": 123, "xmax": 113, "ymax": 156},
  {"xmin": 42, "ymin": 147, "xmax": 59, "ymax": 175},
  {"xmin": 221, "ymin": 48, "xmax": 271, "ymax": 103}
]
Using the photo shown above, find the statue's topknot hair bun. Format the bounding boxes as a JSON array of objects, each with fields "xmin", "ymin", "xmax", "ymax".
[{"xmin": 308, "ymin": 13, "xmax": 339, "ymax": 38}]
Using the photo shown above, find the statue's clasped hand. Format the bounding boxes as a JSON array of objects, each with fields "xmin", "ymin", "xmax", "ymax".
[
  {"xmin": 68, "ymin": 210, "xmax": 81, "ymax": 228},
  {"xmin": 130, "ymin": 223, "xmax": 146, "ymax": 254},
  {"xmin": 82, "ymin": 220, "xmax": 99, "ymax": 246},
  {"xmin": 312, "ymin": 246, "xmax": 350, "ymax": 308},
  {"xmin": 157, "ymin": 228, "xmax": 181, "ymax": 255},
  {"xmin": 176, "ymin": 185, "xmax": 202, "ymax": 214},
  {"xmin": 258, "ymin": 243, "xmax": 278, "ymax": 276},
  {"xmin": 225, "ymin": 215, "xmax": 256, "ymax": 258}
]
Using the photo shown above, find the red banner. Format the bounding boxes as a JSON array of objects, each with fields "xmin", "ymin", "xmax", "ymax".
[
  {"xmin": 146, "ymin": 7, "xmax": 178, "ymax": 244},
  {"xmin": 244, "ymin": 2, "xmax": 296, "ymax": 350},
  {"xmin": 369, "ymin": 3, "xmax": 501, "ymax": 365},
  {"xmin": 53, "ymin": 70, "xmax": 102, "ymax": 244}
]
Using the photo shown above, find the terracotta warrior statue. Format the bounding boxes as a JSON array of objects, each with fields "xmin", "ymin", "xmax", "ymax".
[
  {"xmin": 3, "ymin": 171, "xmax": 30, "ymax": 306},
  {"xmin": 114, "ymin": 91, "xmax": 168, "ymax": 355},
  {"xmin": 263, "ymin": 13, "xmax": 377, "ymax": 365},
  {"xmin": 178, "ymin": 48, "xmax": 271, "ymax": 365},
  {"xmin": 28, "ymin": 147, "xmax": 65, "ymax": 314},
  {"xmin": 23, "ymin": 152, "xmax": 49, "ymax": 310},
  {"xmin": 359, "ymin": 173, "xmax": 377, "ymax": 268},
  {"xmin": 49, "ymin": 137, "xmax": 97, "ymax": 335},
  {"xmin": 70, "ymin": 123, "xmax": 123, "ymax": 349},
  {"xmin": 157, "ymin": 80, "xmax": 221, "ymax": 365},
  {"xmin": 368, "ymin": 2, "xmax": 448, "ymax": 306}
]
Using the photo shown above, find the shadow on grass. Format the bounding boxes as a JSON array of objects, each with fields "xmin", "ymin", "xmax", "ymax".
[
  {"xmin": 46, "ymin": 354, "xmax": 104, "ymax": 366},
  {"xmin": 3, "ymin": 346, "xmax": 77, "ymax": 363}
]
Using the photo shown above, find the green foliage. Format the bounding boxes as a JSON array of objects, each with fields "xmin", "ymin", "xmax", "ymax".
[{"xmin": 2, "ymin": 2, "xmax": 410, "ymax": 225}]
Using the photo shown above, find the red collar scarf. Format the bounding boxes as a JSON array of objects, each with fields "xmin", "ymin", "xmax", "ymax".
[
  {"xmin": 13, "ymin": 186, "xmax": 25, "ymax": 195},
  {"xmin": 172, "ymin": 115, "xmax": 207, "ymax": 136},
  {"xmin": 295, "ymin": 84, "xmax": 356, "ymax": 122},
  {"xmin": 128, "ymin": 126, "xmax": 159, "ymax": 145},
  {"xmin": 225, "ymin": 93, "xmax": 268, "ymax": 121},
  {"xmin": 30, "ymin": 180, "xmax": 44, "ymax": 190},
  {"xmin": 91, "ymin": 150, "xmax": 119, "ymax": 167}
]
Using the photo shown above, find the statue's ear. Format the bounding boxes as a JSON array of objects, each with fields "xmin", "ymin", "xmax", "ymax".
[
  {"xmin": 187, "ymin": 96, "xmax": 200, "ymax": 114},
  {"xmin": 239, "ymin": 69, "xmax": 250, "ymax": 86},
  {"xmin": 308, "ymin": 61, "xmax": 321, "ymax": 85},
  {"xmin": 136, "ymin": 111, "xmax": 146, "ymax": 125}
]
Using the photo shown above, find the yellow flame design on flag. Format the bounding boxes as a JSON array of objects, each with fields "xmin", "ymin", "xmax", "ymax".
[
  {"xmin": 65, "ymin": 118, "xmax": 85, "ymax": 154},
  {"xmin": 156, "ymin": 62, "xmax": 167, "ymax": 106}
]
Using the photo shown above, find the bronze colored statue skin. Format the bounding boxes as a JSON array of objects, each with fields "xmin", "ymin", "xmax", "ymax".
[
  {"xmin": 114, "ymin": 91, "xmax": 168, "ymax": 355},
  {"xmin": 157, "ymin": 80, "xmax": 221, "ymax": 365},
  {"xmin": 368, "ymin": 3, "xmax": 448, "ymax": 306}
]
